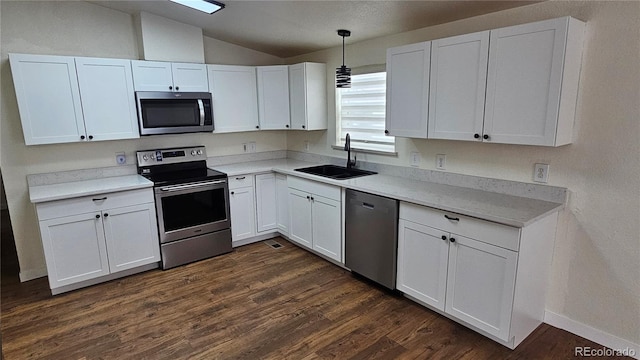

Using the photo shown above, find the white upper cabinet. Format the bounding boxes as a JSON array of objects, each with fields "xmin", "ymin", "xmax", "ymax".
[
  {"xmin": 428, "ymin": 31, "xmax": 489, "ymax": 141},
  {"xmin": 170, "ymin": 62, "xmax": 209, "ymax": 92},
  {"xmin": 9, "ymin": 54, "xmax": 86, "ymax": 145},
  {"xmin": 484, "ymin": 17, "xmax": 585, "ymax": 146},
  {"xmin": 257, "ymin": 66, "xmax": 291, "ymax": 130},
  {"xmin": 385, "ymin": 42, "xmax": 431, "ymax": 138},
  {"xmin": 75, "ymin": 57, "xmax": 139, "ymax": 141},
  {"xmin": 131, "ymin": 60, "xmax": 208, "ymax": 92},
  {"xmin": 9, "ymin": 54, "xmax": 140, "ymax": 145},
  {"xmin": 289, "ymin": 62, "xmax": 327, "ymax": 131},
  {"xmin": 208, "ymin": 65, "xmax": 260, "ymax": 133}
]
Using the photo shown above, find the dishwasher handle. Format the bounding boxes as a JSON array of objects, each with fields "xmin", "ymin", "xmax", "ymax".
[{"xmin": 362, "ymin": 202, "xmax": 375, "ymax": 210}]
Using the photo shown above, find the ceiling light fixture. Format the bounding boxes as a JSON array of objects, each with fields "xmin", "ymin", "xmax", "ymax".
[
  {"xmin": 169, "ymin": 0, "xmax": 225, "ymax": 14},
  {"xmin": 336, "ymin": 29, "xmax": 351, "ymax": 88}
]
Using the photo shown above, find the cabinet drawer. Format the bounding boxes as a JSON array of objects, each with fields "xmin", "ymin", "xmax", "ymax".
[
  {"xmin": 36, "ymin": 188, "xmax": 154, "ymax": 221},
  {"xmin": 228, "ymin": 174, "xmax": 254, "ymax": 190},
  {"xmin": 400, "ymin": 202, "xmax": 520, "ymax": 251},
  {"xmin": 287, "ymin": 176, "xmax": 340, "ymax": 201}
]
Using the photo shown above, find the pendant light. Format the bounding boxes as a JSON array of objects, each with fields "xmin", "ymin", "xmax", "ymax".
[{"xmin": 336, "ymin": 29, "xmax": 351, "ymax": 88}]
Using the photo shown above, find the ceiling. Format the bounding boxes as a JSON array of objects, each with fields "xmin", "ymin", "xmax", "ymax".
[{"xmin": 90, "ymin": 0, "xmax": 539, "ymax": 58}]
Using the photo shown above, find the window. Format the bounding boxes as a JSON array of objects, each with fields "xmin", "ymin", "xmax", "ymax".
[{"xmin": 336, "ymin": 72, "xmax": 395, "ymax": 153}]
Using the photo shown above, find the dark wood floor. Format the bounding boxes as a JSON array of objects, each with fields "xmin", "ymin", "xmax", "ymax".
[{"xmin": 1, "ymin": 237, "xmax": 627, "ymax": 359}]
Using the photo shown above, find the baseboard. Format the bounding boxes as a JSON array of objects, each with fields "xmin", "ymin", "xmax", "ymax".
[
  {"xmin": 19, "ymin": 267, "xmax": 48, "ymax": 282},
  {"xmin": 544, "ymin": 310, "xmax": 639, "ymax": 359},
  {"xmin": 232, "ymin": 232, "xmax": 279, "ymax": 248}
]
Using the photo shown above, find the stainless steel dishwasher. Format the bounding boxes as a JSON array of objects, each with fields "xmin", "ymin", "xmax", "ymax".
[{"xmin": 345, "ymin": 189, "xmax": 399, "ymax": 290}]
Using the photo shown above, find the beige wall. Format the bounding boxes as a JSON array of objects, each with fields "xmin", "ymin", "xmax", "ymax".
[
  {"xmin": 286, "ymin": 1, "xmax": 640, "ymax": 345},
  {"xmin": 0, "ymin": 1, "xmax": 286, "ymax": 279}
]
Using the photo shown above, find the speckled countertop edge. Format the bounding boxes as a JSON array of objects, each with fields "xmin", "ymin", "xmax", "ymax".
[{"xmin": 212, "ymin": 159, "xmax": 564, "ymax": 228}]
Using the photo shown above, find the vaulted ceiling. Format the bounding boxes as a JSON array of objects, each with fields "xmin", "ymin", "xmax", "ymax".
[{"xmin": 91, "ymin": 1, "xmax": 539, "ymax": 58}]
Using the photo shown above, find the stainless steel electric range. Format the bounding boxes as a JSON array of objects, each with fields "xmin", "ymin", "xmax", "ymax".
[{"xmin": 136, "ymin": 146, "xmax": 232, "ymax": 269}]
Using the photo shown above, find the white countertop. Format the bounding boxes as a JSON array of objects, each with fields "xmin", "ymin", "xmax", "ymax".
[
  {"xmin": 29, "ymin": 175, "xmax": 154, "ymax": 203},
  {"xmin": 213, "ymin": 159, "xmax": 564, "ymax": 228}
]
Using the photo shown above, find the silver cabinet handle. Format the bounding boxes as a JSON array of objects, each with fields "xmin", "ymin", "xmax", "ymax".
[
  {"xmin": 160, "ymin": 180, "xmax": 226, "ymax": 192},
  {"xmin": 197, "ymin": 99, "xmax": 205, "ymax": 126}
]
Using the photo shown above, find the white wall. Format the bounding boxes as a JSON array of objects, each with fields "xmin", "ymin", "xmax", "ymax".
[
  {"xmin": 286, "ymin": 1, "xmax": 640, "ymax": 346},
  {"xmin": 0, "ymin": 1, "xmax": 286, "ymax": 280}
]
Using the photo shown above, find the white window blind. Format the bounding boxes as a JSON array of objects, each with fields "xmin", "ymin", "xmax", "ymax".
[{"xmin": 337, "ymin": 72, "xmax": 395, "ymax": 153}]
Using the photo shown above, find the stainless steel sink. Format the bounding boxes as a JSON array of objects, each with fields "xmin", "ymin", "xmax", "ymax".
[{"xmin": 294, "ymin": 164, "xmax": 377, "ymax": 180}]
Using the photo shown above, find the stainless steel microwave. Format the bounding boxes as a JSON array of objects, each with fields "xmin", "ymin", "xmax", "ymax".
[{"xmin": 136, "ymin": 92, "xmax": 214, "ymax": 135}]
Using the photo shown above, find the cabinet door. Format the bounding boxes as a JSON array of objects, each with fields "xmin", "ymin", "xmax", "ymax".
[
  {"xmin": 131, "ymin": 60, "xmax": 174, "ymax": 91},
  {"xmin": 9, "ymin": 54, "xmax": 86, "ymax": 145},
  {"xmin": 255, "ymin": 173, "xmax": 277, "ymax": 233},
  {"xmin": 288, "ymin": 188, "xmax": 312, "ymax": 249},
  {"xmin": 257, "ymin": 66, "xmax": 291, "ymax": 130},
  {"xmin": 39, "ymin": 212, "xmax": 110, "ymax": 288},
  {"xmin": 171, "ymin": 62, "xmax": 208, "ymax": 92},
  {"xmin": 397, "ymin": 220, "xmax": 449, "ymax": 311},
  {"xmin": 102, "ymin": 203, "xmax": 160, "ymax": 273},
  {"xmin": 385, "ymin": 42, "xmax": 430, "ymax": 138},
  {"xmin": 445, "ymin": 235, "xmax": 517, "ymax": 341},
  {"xmin": 288, "ymin": 63, "xmax": 307, "ymax": 130},
  {"xmin": 311, "ymin": 195, "xmax": 341, "ymax": 262},
  {"xmin": 428, "ymin": 32, "xmax": 489, "ymax": 141},
  {"xmin": 208, "ymin": 65, "xmax": 259, "ymax": 132},
  {"xmin": 484, "ymin": 17, "xmax": 568, "ymax": 146},
  {"xmin": 275, "ymin": 174, "xmax": 289, "ymax": 235},
  {"xmin": 229, "ymin": 186, "xmax": 256, "ymax": 244},
  {"xmin": 75, "ymin": 57, "xmax": 139, "ymax": 141}
]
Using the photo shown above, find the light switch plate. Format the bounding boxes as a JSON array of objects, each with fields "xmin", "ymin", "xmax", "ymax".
[
  {"xmin": 534, "ymin": 163, "xmax": 549, "ymax": 183},
  {"xmin": 436, "ymin": 154, "xmax": 446, "ymax": 170},
  {"xmin": 410, "ymin": 152, "xmax": 421, "ymax": 167}
]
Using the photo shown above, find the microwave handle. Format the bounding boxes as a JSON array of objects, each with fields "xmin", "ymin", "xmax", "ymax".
[{"xmin": 197, "ymin": 99, "xmax": 205, "ymax": 126}]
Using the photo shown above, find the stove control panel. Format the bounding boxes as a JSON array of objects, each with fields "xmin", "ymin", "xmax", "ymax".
[{"xmin": 136, "ymin": 146, "xmax": 207, "ymax": 167}]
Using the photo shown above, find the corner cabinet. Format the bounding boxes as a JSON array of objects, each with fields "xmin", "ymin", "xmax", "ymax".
[
  {"xmin": 257, "ymin": 66, "xmax": 291, "ymax": 130},
  {"xmin": 289, "ymin": 62, "xmax": 327, "ymax": 131},
  {"xmin": 287, "ymin": 176, "xmax": 341, "ymax": 262},
  {"xmin": 208, "ymin": 65, "xmax": 260, "ymax": 132},
  {"xmin": 36, "ymin": 188, "xmax": 160, "ymax": 294},
  {"xmin": 396, "ymin": 202, "xmax": 558, "ymax": 349},
  {"xmin": 9, "ymin": 54, "xmax": 139, "ymax": 145},
  {"xmin": 131, "ymin": 60, "xmax": 208, "ymax": 92},
  {"xmin": 385, "ymin": 42, "xmax": 431, "ymax": 138}
]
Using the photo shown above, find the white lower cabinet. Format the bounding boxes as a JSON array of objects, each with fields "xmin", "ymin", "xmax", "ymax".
[
  {"xmin": 228, "ymin": 175, "xmax": 257, "ymax": 244},
  {"xmin": 397, "ymin": 201, "xmax": 557, "ymax": 349},
  {"xmin": 287, "ymin": 176, "xmax": 341, "ymax": 263},
  {"xmin": 255, "ymin": 173, "xmax": 277, "ymax": 233},
  {"xmin": 36, "ymin": 188, "xmax": 160, "ymax": 293},
  {"xmin": 275, "ymin": 174, "xmax": 289, "ymax": 236}
]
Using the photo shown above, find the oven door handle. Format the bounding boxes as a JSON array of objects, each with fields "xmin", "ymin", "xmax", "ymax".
[
  {"xmin": 197, "ymin": 99, "xmax": 205, "ymax": 127},
  {"xmin": 159, "ymin": 180, "xmax": 226, "ymax": 192}
]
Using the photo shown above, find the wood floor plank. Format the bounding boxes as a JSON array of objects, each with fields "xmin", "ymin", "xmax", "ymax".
[{"xmin": 1, "ymin": 238, "xmax": 631, "ymax": 360}]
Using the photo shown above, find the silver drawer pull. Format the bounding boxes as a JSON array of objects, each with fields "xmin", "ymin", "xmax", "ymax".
[
  {"xmin": 160, "ymin": 180, "xmax": 226, "ymax": 192},
  {"xmin": 92, "ymin": 197, "xmax": 107, "ymax": 202}
]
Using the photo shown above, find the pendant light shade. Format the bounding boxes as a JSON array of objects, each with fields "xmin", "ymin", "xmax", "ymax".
[{"xmin": 336, "ymin": 29, "xmax": 351, "ymax": 88}]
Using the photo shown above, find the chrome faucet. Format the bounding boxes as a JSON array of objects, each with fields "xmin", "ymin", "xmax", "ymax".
[{"xmin": 344, "ymin": 133, "xmax": 356, "ymax": 168}]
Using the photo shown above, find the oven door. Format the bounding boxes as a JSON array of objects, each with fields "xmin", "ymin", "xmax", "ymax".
[{"xmin": 154, "ymin": 179, "xmax": 230, "ymax": 244}]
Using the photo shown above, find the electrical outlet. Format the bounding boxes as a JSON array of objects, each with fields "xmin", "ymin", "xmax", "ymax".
[
  {"xmin": 436, "ymin": 154, "xmax": 446, "ymax": 170},
  {"xmin": 410, "ymin": 152, "xmax": 421, "ymax": 167},
  {"xmin": 534, "ymin": 163, "xmax": 549, "ymax": 183},
  {"xmin": 115, "ymin": 152, "xmax": 126, "ymax": 165},
  {"xmin": 248, "ymin": 142, "xmax": 256, "ymax": 153},
  {"xmin": 304, "ymin": 141, "xmax": 310, "ymax": 152}
]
